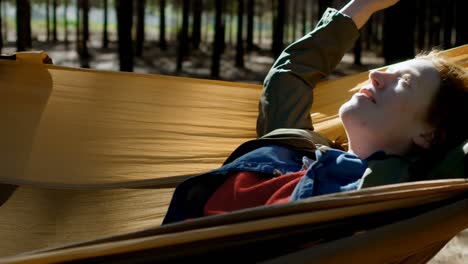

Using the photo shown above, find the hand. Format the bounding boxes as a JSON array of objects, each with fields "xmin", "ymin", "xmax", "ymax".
[{"xmin": 340, "ymin": 0, "xmax": 401, "ymax": 29}]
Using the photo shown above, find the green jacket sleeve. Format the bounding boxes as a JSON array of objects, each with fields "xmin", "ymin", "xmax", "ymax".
[{"xmin": 256, "ymin": 8, "xmax": 359, "ymax": 137}]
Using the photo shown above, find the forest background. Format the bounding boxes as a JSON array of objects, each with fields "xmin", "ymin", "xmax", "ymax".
[{"xmin": 1, "ymin": 0, "xmax": 466, "ymax": 84}]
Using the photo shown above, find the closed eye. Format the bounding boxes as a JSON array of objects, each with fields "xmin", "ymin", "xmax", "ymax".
[{"xmin": 399, "ymin": 74, "xmax": 412, "ymax": 88}]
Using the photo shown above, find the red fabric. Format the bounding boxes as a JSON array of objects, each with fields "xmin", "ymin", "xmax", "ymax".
[{"xmin": 203, "ymin": 170, "xmax": 306, "ymax": 216}]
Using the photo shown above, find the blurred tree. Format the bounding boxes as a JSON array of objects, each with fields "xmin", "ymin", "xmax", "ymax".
[
  {"xmin": 64, "ymin": 0, "xmax": 69, "ymax": 47},
  {"xmin": 256, "ymin": 0, "xmax": 263, "ymax": 46},
  {"xmin": 235, "ymin": 0, "xmax": 244, "ymax": 68},
  {"xmin": 220, "ymin": 8, "xmax": 226, "ymax": 53},
  {"xmin": 116, "ymin": 0, "xmax": 133, "ymax": 71},
  {"xmin": 159, "ymin": 0, "xmax": 167, "ymax": 50},
  {"xmin": 76, "ymin": 0, "xmax": 80, "ymax": 48},
  {"xmin": 291, "ymin": 0, "xmax": 298, "ymax": 41},
  {"xmin": 362, "ymin": 15, "xmax": 375, "ymax": 51},
  {"xmin": 383, "ymin": 0, "xmax": 416, "ymax": 64},
  {"xmin": 272, "ymin": 0, "xmax": 285, "ymax": 59},
  {"xmin": 318, "ymin": 0, "xmax": 332, "ymax": 18},
  {"xmin": 16, "ymin": 0, "xmax": 31, "ymax": 51},
  {"xmin": 79, "ymin": 0, "xmax": 90, "ymax": 63},
  {"xmin": 192, "ymin": 0, "xmax": 202, "ymax": 49},
  {"xmin": 0, "ymin": 0, "xmax": 3, "ymax": 54},
  {"xmin": 202, "ymin": 1, "xmax": 208, "ymax": 42},
  {"xmin": 135, "ymin": 0, "xmax": 145, "ymax": 57},
  {"xmin": 428, "ymin": 0, "xmax": 442, "ymax": 47},
  {"xmin": 455, "ymin": 0, "xmax": 467, "ymax": 46},
  {"xmin": 246, "ymin": 0, "xmax": 254, "ymax": 51},
  {"xmin": 353, "ymin": 35, "xmax": 362, "ymax": 66},
  {"xmin": 46, "ymin": 0, "xmax": 50, "ymax": 42},
  {"xmin": 416, "ymin": 0, "xmax": 427, "ymax": 51},
  {"xmin": 442, "ymin": 0, "xmax": 454, "ymax": 49},
  {"xmin": 284, "ymin": 1, "xmax": 289, "ymax": 43},
  {"xmin": 102, "ymin": 0, "xmax": 108, "ymax": 49},
  {"xmin": 2, "ymin": 0, "xmax": 7, "ymax": 42},
  {"xmin": 302, "ymin": 0, "xmax": 307, "ymax": 36},
  {"xmin": 176, "ymin": 0, "xmax": 189, "ymax": 72},
  {"xmin": 0, "ymin": 0, "xmax": 2, "ymax": 53},
  {"xmin": 53, "ymin": 0, "xmax": 57, "ymax": 42},
  {"xmin": 228, "ymin": 1, "xmax": 234, "ymax": 45},
  {"xmin": 211, "ymin": 0, "xmax": 224, "ymax": 78},
  {"xmin": 174, "ymin": 1, "xmax": 181, "ymax": 41},
  {"xmin": 82, "ymin": 0, "xmax": 89, "ymax": 43}
]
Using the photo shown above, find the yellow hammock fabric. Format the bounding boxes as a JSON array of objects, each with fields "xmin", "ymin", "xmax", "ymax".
[
  {"xmin": 0, "ymin": 45, "xmax": 467, "ymax": 262},
  {"xmin": 3, "ymin": 46, "xmax": 463, "ymax": 189}
]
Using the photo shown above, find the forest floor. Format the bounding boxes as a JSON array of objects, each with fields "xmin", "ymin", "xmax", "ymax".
[{"xmin": 1, "ymin": 39, "xmax": 385, "ymax": 84}]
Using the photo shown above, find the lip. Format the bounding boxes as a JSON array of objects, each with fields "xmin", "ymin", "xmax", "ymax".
[{"xmin": 358, "ymin": 88, "xmax": 376, "ymax": 104}]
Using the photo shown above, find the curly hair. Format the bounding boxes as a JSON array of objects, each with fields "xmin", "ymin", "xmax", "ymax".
[
  {"xmin": 410, "ymin": 50, "xmax": 468, "ymax": 179},
  {"xmin": 417, "ymin": 50, "xmax": 468, "ymax": 152}
]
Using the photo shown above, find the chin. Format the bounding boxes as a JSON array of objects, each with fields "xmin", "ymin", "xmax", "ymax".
[
  {"xmin": 338, "ymin": 100, "xmax": 358, "ymax": 124},
  {"xmin": 339, "ymin": 101, "xmax": 371, "ymax": 140}
]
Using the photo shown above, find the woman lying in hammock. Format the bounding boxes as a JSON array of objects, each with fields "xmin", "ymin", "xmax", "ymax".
[{"xmin": 162, "ymin": 0, "xmax": 468, "ymax": 224}]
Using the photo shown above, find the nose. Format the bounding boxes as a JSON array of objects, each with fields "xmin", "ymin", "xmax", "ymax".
[{"xmin": 369, "ymin": 70, "xmax": 398, "ymax": 89}]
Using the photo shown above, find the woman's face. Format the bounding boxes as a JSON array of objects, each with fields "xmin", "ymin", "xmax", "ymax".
[{"xmin": 339, "ymin": 59, "xmax": 440, "ymax": 155}]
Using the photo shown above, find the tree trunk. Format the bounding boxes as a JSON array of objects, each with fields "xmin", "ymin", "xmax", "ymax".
[
  {"xmin": 246, "ymin": 0, "xmax": 254, "ymax": 51},
  {"xmin": 53, "ymin": 0, "xmax": 57, "ymax": 42},
  {"xmin": 318, "ymin": 0, "xmax": 332, "ymax": 18},
  {"xmin": 2, "ymin": 1, "xmax": 7, "ymax": 42},
  {"xmin": 27, "ymin": 2, "xmax": 31, "ymax": 47},
  {"xmin": 364, "ymin": 16, "xmax": 374, "ymax": 50},
  {"xmin": 454, "ymin": 0, "xmax": 467, "ymax": 46},
  {"xmin": 102, "ymin": 0, "xmax": 108, "ymax": 49},
  {"xmin": 292, "ymin": 0, "xmax": 298, "ymax": 40},
  {"xmin": 76, "ymin": 0, "xmax": 80, "ymax": 46},
  {"xmin": 442, "ymin": 0, "xmax": 454, "ymax": 49},
  {"xmin": 257, "ymin": 2, "xmax": 263, "ymax": 46},
  {"xmin": 353, "ymin": 36, "xmax": 362, "ymax": 66},
  {"xmin": 81, "ymin": 0, "xmax": 89, "ymax": 61},
  {"xmin": 176, "ymin": 0, "xmax": 189, "ymax": 72},
  {"xmin": 225, "ymin": 1, "xmax": 231, "ymax": 45},
  {"xmin": 82, "ymin": 0, "xmax": 89, "ymax": 42},
  {"xmin": 159, "ymin": 0, "xmax": 167, "ymax": 50},
  {"xmin": 46, "ymin": 0, "xmax": 50, "ymax": 42},
  {"xmin": 428, "ymin": 0, "xmax": 442, "ymax": 47},
  {"xmin": 416, "ymin": 0, "xmax": 426, "ymax": 51},
  {"xmin": 0, "ymin": 0, "xmax": 3, "ymax": 53},
  {"xmin": 211, "ymin": 0, "xmax": 224, "ymax": 79},
  {"xmin": 383, "ymin": 1, "xmax": 416, "ymax": 64},
  {"xmin": 235, "ymin": 0, "xmax": 244, "ymax": 68},
  {"xmin": 192, "ymin": 0, "xmax": 202, "ymax": 49},
  {"xmin": 173, "ymin": 3, "xmax": 181, "ymax": 42},
  {"xmin": 203, "ymin": 5, "xmax": 209, "ymax": 42},
  {"xmin": 302, "ymin": 0, "xmax": 307, "ymax": 35},
  {"xmin": 284, "ymin": 1, "xmax": 289, "ymax": 43},
  {"xmin": 271, "ymin": 0, "xmax": 275, "ymax": 52},
  {"xmin": 272, "ymin": 0, "xmax": 285, "ymax": 59},
  {"xmin": 116, "ymin": 0, "xmax": 134, "ymax": 72},
  {"xmin": 228, "ymin": 2, "xmax": 234, "ymax": 45},
  {"xmin": 64, "ymin": 0, "xmax": 69, "ymax": 47},
  {"xmin": 16, "ymin": 0, "xmax": 31, "ymax": 51},
  {"xmin": 135, "ymin": 0, "xmax": 145, "ymax": 57}
]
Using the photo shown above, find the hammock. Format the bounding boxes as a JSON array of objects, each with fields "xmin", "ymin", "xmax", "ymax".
[{"xmin": 0, "ymin": 45, "xmax": 467, "ymax": 263}]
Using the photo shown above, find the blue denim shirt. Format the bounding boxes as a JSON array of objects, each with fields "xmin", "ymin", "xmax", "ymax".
[
  {"xmin": 208, "ymin": 145, "xmax": 369, "ymax": 202},
  {"xmin": 163, "ymin": 144, "xmax": 371, "ymax": 224},
  {"xmin": 289, "ymin": 148, "xmax": 368, "ymax": 201}
]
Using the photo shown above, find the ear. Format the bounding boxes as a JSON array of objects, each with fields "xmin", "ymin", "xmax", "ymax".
[{"xmin": 412, "ymin": 129, "xmax": 435, "ymax": 149}]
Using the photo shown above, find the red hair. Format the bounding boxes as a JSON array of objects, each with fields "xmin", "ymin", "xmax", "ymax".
[{"xmin": 417, "ymin": 50, "xmax": 468, "ymax": 151}]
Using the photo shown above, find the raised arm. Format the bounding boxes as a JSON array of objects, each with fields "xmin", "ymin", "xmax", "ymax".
[
  {"xmin": 341, "ymin": 0, "xmax": 400, "ymax": 29},
  {"xmin": 256, "ymin": 0, "xmax": 400, "ymax": 137}
]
